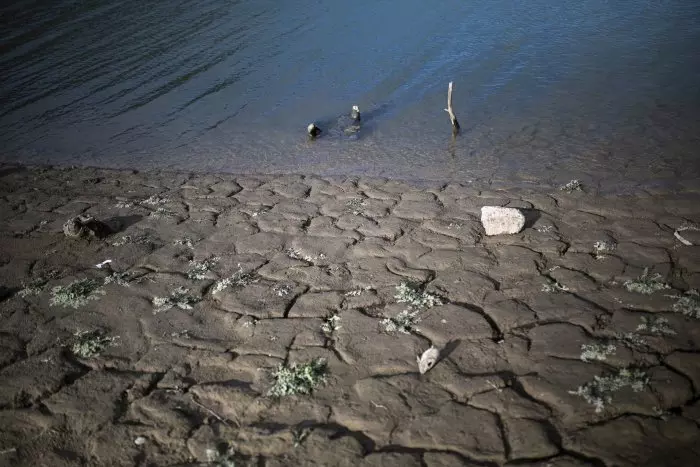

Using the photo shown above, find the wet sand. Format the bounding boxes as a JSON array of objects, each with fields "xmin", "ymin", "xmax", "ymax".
[{"xmin": 0, "ymin": 164, "xmax": 699, "ymax": 466}]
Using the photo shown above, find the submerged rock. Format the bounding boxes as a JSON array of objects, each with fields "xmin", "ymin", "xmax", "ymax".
[
  {"xmin": 307, "ymin": 123, "xmax": 321, "ymax": 138},
  {"xmin": 308, "ymin": 106, "xmax": 362, "ymax": 140},
  {"xmin": 480, "ymin": 206, "xmax": 525, "ymax": 236}
]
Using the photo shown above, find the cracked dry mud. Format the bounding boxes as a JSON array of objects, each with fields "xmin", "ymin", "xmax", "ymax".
[{"xmin": 0, "ymin": 165, "xmax": 699, "ymax": 466}]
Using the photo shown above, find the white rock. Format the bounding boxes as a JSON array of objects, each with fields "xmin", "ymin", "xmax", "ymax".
[
  {"xmin": 417, "ymin": 346, "xmax": 440, "ymax": 374},
  {"xmin": 480, "ymin": 206, "xmax": 525, "ymax": 236}
]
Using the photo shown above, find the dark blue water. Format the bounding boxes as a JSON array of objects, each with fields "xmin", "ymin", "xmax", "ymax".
[{"xmin": 1, "ymin": 0, "xmax": 699, "ymax": 189}]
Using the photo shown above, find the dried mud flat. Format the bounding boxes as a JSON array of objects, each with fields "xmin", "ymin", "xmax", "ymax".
[{"xmin": 1, "ymin": 165, "xmax": 699, "ymax": 467}]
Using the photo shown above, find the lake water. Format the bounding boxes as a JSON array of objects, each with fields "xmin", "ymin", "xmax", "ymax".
[{"xmin": 2, "ymin": 0, "xmax": 699, "ymax": 190}]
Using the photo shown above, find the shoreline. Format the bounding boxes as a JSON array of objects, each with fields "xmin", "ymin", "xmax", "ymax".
[
  {"xmin": 2, "ymin": 160, "xmax": 699, "ymax": 197},
  {"xmin": 1, "ymin": 163, "xmax": 699, "ymax": 466}
]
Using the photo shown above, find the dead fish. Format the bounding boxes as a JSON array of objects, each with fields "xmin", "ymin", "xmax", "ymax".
[{"xmin": 417, "ymin": 346, "xmax": 440, "ymax": 374}]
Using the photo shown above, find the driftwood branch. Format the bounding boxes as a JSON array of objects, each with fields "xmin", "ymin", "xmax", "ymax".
[{"xmin": 444, "ymin": 81, "xmax": 460, "ymax": 132}]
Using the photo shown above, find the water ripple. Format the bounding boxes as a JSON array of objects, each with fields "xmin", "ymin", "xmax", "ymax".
[{"xmin": 0, "ymin": 0, "xmax": 699, "ymax": 190}]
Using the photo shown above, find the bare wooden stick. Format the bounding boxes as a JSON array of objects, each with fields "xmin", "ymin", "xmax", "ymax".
[
  {"xmin": 190, "ymin": 395, "xmax": 239, "ymax": 427},
  {"xmin": 444, "ymin": 81, "xmax": 460, "ymax": 132}
]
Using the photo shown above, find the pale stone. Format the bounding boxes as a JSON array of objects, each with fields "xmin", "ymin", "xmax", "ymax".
[{"xmin": 480, "ymin": 206, "xmax": 525, "ymax": 235}]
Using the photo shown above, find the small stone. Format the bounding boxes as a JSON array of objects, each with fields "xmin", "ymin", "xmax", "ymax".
[
  {"xmin": 480, "ymin": 206, "xmax": 525, "ymax": 236},
  {"xmin": 134, "ymin": 436, "xmax": 146, "ymax": 445}
]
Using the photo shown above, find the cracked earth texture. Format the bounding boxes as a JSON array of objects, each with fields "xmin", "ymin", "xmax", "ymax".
[{"xmin": 0, "ymin": 165, "xmax": 699, "ymax": 466}]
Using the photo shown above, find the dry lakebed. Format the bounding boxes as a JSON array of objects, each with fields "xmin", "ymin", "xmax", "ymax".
[{"xmin": 0, "ymin": 164, "xmax": 699, "ymax": 466}]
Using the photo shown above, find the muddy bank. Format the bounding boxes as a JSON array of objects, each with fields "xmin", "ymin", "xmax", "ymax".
[{"xmin": 0, "ymin": 164, "xmax": 699, "ymax": 466}]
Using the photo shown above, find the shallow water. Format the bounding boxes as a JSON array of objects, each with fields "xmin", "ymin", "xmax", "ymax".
[{"xmin": 1, "ymin": 0, "xmax": 699, "ymax": 189}]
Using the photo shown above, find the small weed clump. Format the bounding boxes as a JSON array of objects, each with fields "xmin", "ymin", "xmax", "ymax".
[
  {"xmin": 593, "ymin": 240, "xmax": 616, "ymax": 259},
  {"xmin": 71, "ymin": 330, "xmax": 119, "ymax": 358},
  {"xmin": 292, "ymin": 427, "xmax": 311, "ymax": 448},
  {"xmin": 114, "ymin": 200, "xmax": 133, "ymax": 209},
  {"xmin": 580, "ymin": 343, "xmax": 616, "ymax": 362},
  {"xmin": 150, "ymin": 207, "xmax": 175, "ymax": 218},
  {"xmin": 152, "ymin": 286, "xmax": 200, "ymax": 313},
  {"xmin": 287, "ymin": 248, "xmax": 326, "ymax": 263},
  {"xmin": 636, "ymin": 316, "xmax": 675, "ymax": 336},
  {"xmin": 668, "ymin": 289, "xmax": 700, "ymax": 319},
  {"xmin": 394, "ymin": 282, "xmax": 443, "ymax": 309},
  {"xmin": 624, "ymin": 268, "xmax": 670, "ymax": 295},
  {"xmin": 111, "ymin": 234, "xmax": 154, "ymax": 247},
  {"xmin": 617, "ymin": 331, "xmax": 647, "ymax": 349},
  {"xmin": 381, "ymin": 309, "xmax": 421, "ymax": 334},
  {"xmin": 267, "ymin": 358, "xmax": 328, "ymax": 397},
  {"xmin": 534, "ymin": 225, "xmax": 555, "ymax": 233},
  {"xmin": 18, "ymin": 280, "xmax": 45, "ymax": 298},
  {"xmin": 541, "ymin": 279, "xmax": 570, "ymax": 293},
  {"xmin": 344, "ymin": 286, "xmax": 372, "ymax": 297},
  {"xmin": 50, "ymin": 278, "xmax": 105, "ymax": 308},
  {"xmin": 569, "ymin": 367, "xmax": 650, "ymax": 413},
  {"xmin": 345, "ymin": 198, "xmax": 368, "ymax": 215},
  {"xmin": 211, "ymin": 278, "xmax": 232, "ymax": 295},
  {"xmin": 141, "ymin": 195, "xmax": 169, "ymax": 205},
  {"xmin": 211, "ymin": 266, "xmax": 259, "ymax": 295},
  {"xmin": 104, "ymin": 271, "xmax": 132, "ymax": 287},
  {"xmin": 187, "ymin": 257, "xmax": 220, "ymax": 280},
  {"xmin": 321, "ymin": 314, "xmax": 341, "ymax": 334},
  {"xmin": 174, "ymin": 237, "xmax": 196, "ymax": 248},
  {"xmin": 273, "ymin": 283, "xmax": 292, "ymax": 297},
  {"xmin": 205, "ymin": 445, "xmax": 237, "ymax": 467},
  {"xmin": 559, "ymin": 179, "xmax": 583, "ymax": 193},
  {"xmin": 385, "ymin": 282, "xmax": 442, "ymax": 334},
  {"xmin": 18, "ymin": 270, "xmax": 60, "ymax": 298}
]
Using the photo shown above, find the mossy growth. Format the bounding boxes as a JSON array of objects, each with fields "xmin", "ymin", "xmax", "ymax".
[
  {"xmin": 394, "ymin": 282, "xmax": 443, "ymax": 309},
  {"xmin": 559, "ymin": 179, "xmax": 583, "ymax": 193},
  {"xmin": 381, "ymin": 309, "xmax": 421, "ymax": 334},
  {"xmin": 104, "ymin": 271, "xmax": 132, "ymax": 287},
  {"xmin": 668, "ymin": 289, "xmax": 700, "ymax": 319},
  {"xmin": 345, "ymin": 197, "xmax": 368, "ymax": 215},
  {"xmin": 152, "ymin": 286, "xmax": 200, "ymax": 313},
  {"xmin": 186, "ymin": 257, "xmax": 220, "ymax": 280},
  {"xmin": 569, "ymin": 367, "xmax": 650, "ymax": 413},
  {"xmin": 267, "ymin": 358, "xmax": 328, "ymax": 397},
  {"xmin": 623, "ymin": 268, "xmax": 670, "ymax": 295},
  {"xmin": 71, "ymin": 330, "xmax": 119, "ymax": 358},
  {"xmin": 205, "ymin": 444, "xmax": 237, "ymax": 467},
  {"xmin": 50, "ymin": 278, "xmax": 105, "ymax": 308},
  {"xmin": 211, "ymin": 265, "xmax": 259, "ymax": 295},
  {"xmin": 321, "ymin": 314, "xmax": 341, "ymax": 334},
  {"xmin": 174, "ymin": 236, "xmax": 196, "ymax": 248},
  {"xmin": 541, "ymin": 278, "xmax": 569, "ymax": 293},
  {"xmin": 580, "ymin": 343, "xmax": 616, "ymax": 362},
  {"xmin": 636, "ymin": 316, "xmax": 675, "ymax": 336},
  {"xmin": 18, "ymin": 270, "xmax": 60, "ymax": 298},
  {"xmin": 592, "ymin": 240, "xmax": 616, "ymax": 259}
]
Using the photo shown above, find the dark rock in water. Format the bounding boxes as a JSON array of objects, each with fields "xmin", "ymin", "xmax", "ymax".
[
  {"xmin": 63, "ymin": 215, "xmax": 111, "ymax": 239},
  {"xmin": 307, "ymin": 123, "xmax": 322, "ymax": 138},
  {"xmin": 308, "ymin": 105, "xmax": 362, "ymax": 140}
]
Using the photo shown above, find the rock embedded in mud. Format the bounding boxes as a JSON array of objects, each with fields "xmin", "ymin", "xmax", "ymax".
[
  {"xmin": 62, "ymin": 214, "xmax": 110, "ymax": 238},
  {"xmin": 480, "ymin": 206, "xmax": 525, "ymax": 235},
  {"xmin": 417, "ymin": 346, "xmax": 440, "ymax": 374}
]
